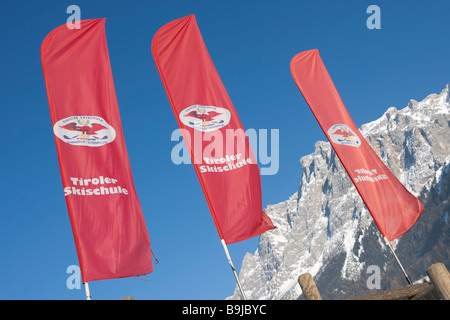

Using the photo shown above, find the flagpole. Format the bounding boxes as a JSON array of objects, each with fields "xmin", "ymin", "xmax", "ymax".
[
  {"xmin": 384, "ymin": 237, "xmax": 413, "ymax": 285},
  {"xmin": 221, "ymin": 239, "xmax": 248, "ymax": 300},
  {"xmin": 84, "ymin": 282, "xmax": 92, "ymax": 300}
]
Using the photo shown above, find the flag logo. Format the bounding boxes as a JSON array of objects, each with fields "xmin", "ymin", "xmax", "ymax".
[
  {"xmin": 327, "ymin": 124, "xmax": 361, "ymax": 147},
  {"xmin": 179, "ymin": 105, "xmax": 231, "ymax": 132},
  {"xmin": 53, "ymin": 115, "xmax": 116, "ymax": 147}
]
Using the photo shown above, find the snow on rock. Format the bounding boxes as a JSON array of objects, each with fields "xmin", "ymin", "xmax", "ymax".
[{"xmin": 228, "ymin": 84, "xmax": 450, "ymax": 300}]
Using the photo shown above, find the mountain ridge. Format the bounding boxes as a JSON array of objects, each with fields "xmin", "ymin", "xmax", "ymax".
[{"xmin": 229, "ymin": 84, "xmax": 450, "ymax": 300}]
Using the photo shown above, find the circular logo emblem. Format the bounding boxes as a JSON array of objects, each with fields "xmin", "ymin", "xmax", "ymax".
[
  {"xmin": 179, "ymin": 105, "xmax": 231, "ymax": 132},
  {"xmin": 53, "ymin": 115, "xmax": 116, "ymax": 147},
  {"xmin": 327, "ymin": 124, "xmax": 361, "ymax": 147}
]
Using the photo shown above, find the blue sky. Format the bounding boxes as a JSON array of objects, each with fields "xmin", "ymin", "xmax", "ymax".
[{"xmin": 0, "ymin": 0, "xmax": 448, "ymax": 300}]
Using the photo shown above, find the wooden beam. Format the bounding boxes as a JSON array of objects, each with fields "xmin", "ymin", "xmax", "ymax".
[{"xmin": 348, "ymin": 283, "xmax": 430, "ymax": 300}]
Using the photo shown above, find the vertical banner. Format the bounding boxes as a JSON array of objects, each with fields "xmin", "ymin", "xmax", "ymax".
[
  {"xmin": 152, "ymin": 15, "xmax": 275, "ymax": 244},
  {"xmin": 290, "ymin": 49, "xmax": 424, "ymax": 241},
  {"xmin": 41, "ymin": 19, "xmax": 154, "ymax": 282}
]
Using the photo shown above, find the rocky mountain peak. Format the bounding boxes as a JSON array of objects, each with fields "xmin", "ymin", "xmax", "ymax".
[{"xmin": 229, "ymin": 84, "xmax": 450, "ymax": 300}]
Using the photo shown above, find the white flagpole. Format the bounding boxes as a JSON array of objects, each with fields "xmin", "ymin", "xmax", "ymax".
[
  {"xmin": 84, "ymin": 282, "xmax": 92, "ymax": 300},
  {"xmin": 384, "ymin": 237, "xmax": 413, "ymax": 285},
  {"xmin": 221, "ymin": 239, "xmax": 248, "ymax": 300}
]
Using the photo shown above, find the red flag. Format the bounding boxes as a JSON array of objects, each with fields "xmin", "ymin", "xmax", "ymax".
[
  {"xmin": 152, "ymin": 15, "xmax": 275, "ymax": 244},
  {"xmin": 41, "ymin": 19, "xmax": 154, "ymax": 282},
  {"xmin": 290, "ymin": 49, "xmax": 424, "ymax": 241}
]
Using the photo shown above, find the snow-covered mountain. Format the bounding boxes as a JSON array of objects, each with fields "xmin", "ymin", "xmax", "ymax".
[{"xmin": 229, "ymin": 84, "xmax": 450, "ymax": 300}]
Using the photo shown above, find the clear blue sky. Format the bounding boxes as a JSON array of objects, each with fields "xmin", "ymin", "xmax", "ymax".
[{"xmin": 0, "ymin": 0, "xmax": 448, "ymax": 300}]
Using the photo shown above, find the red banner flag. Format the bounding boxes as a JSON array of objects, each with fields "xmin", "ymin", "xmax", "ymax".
[
  {"xmin": 290, "ymin": 49, "xmax": 424, "ymax": 242},
  {"xmin": 152, "ymin": 15, "xmax": 275, "ymax": 244},
  {"xmin": 41, "ymin": 19, "xmax": 154, "ymax": 282}
]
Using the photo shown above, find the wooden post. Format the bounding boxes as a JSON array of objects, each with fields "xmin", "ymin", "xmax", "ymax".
[
  {"xmin": 298, "ymin": 273, "xmax": 322, "ymax": 300},
  {"xmin": 427, "ymin": 263, "xmax": 450, "ymax": 300}
]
